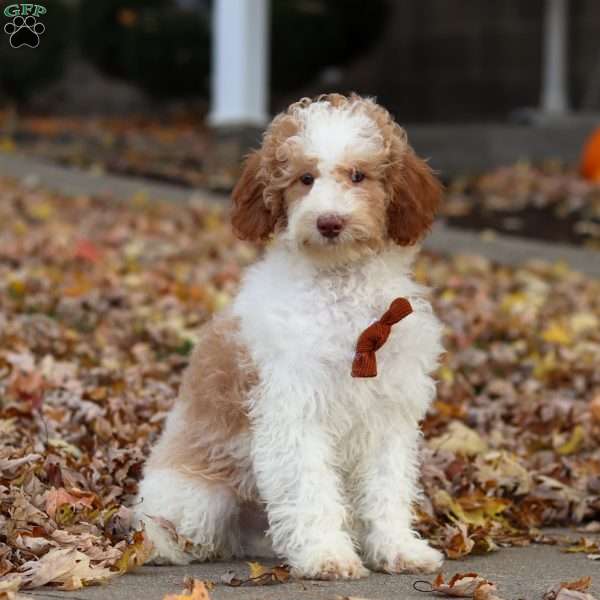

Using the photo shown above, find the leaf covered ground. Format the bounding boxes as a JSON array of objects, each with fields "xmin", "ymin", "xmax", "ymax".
[
  {"xmin": 445, "ymin": 163, "xmax": 600, "ymax": 248},
  {"xmin": 0, "ymin": 177, "xmax": 600, "ymax": 592},
  {"xmin": 0, "ymin": 113, "xmax": 216, "ymax": 189}
]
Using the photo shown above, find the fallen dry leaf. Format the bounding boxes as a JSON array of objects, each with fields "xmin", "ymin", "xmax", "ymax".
[
  {"xmin": 18, "ymin": 548, "xmax": 115, "ymax": 590},
  {"xmin": 163, "ymin": 580, "xmax": 212, "ymax": 600},
  {"xmin": 115, "ymin": 531, "xmax": 153, "ymax": 574},
  {"xmin": 427, "ymin": 572, "xmax": 495, "ymax": 597},
  {"xmin": 45, "ymin": 487, "xmax": 96, "ymax": 520},
  {"xmin": 544, "ymin": 577, "xmax": 597, "ymax": 600},
  {"xmin": 0, "ymin": 576, "xmax": 31, "ymax": 600},
  {"xmin": 564, "ymin": 539, "xmax": 600, "ymax": 555},
  {"xmin": 428, "ymin": 421, "xmax": 488, "ymax": 456},
  {"xmin": 247, "ymin": 561, "xmax": 268, "ymax": 579},
  {"xmin": 473, "ymin": 582, "xmax": 505, "ymax": 600},
  {"xmin": 219, "ymin": 563, "xmax": 291, "ymax": 587}
]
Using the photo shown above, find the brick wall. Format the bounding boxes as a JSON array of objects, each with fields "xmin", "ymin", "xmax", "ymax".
[{"xmin": 287, "ymin": 0, "xmax": 600, "ymax": 123}]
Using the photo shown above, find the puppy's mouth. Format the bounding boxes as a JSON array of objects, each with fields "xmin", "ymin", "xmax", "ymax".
[
  {"xmin": 301, "ymin": 232, "xmax": 350, "ymax": 249},
  {"xmin": 302, "ymin": 236, "xmax": 342, "ymax": 247},
  {"xmin": 300, "ymin": 230, "xmax": 380, "ymax": 254}
]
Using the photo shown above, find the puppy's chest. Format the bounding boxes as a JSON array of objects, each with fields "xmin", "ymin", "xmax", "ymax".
[
  {"xmin": 274, "ymin": 283, "xmax": 394, "ymax": 367},
  {"xmin": 235, "ymin": 260, "xmax": 417, "ymax": 386}
]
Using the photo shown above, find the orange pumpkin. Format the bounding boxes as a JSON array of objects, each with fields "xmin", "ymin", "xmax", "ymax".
[{"xmin": 580, "ymin": 127, "xmax": 600, "ymax": 182}]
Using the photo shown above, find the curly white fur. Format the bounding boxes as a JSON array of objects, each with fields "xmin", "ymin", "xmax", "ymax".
[{"xmin": 234, "ymin": 242, "xmax": 443, "ymax": 576}]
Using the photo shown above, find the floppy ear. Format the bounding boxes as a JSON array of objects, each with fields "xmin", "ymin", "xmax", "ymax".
[
  {"xmin": 387, "ymin": 148, "xmax": 443, "ymax": 246},
  {"xmin": 231, "ymin": 150, "xmax": 277, "ymax": 241}
]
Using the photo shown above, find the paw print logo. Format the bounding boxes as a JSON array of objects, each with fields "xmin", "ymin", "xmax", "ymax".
[{"xmin": 4, "ymin": 15, "xmax": 45, "ymax": 48}]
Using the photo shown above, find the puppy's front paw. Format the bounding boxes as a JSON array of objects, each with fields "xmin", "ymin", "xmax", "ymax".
[
  {"xmin": 291, "ymin": 545, "xmax": 369, "ymax": 580},
  {"xmin": 367, "ymin": 535, "xmax": 443, "ymax": 574}
]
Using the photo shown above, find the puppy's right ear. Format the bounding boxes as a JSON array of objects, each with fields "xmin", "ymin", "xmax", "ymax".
[{"xmin": 231, "ymin": 150, "xmax": 276, "ymax": 241}]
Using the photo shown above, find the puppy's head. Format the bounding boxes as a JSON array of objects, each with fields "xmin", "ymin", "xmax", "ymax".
[{"xmin": 231, "ymin": 94, "xmax": 442, "ymax": 266}]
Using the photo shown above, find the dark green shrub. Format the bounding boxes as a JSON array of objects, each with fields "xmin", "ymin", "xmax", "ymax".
[
  {"xmin": 80, "ymin": 0, "xmax": 388, "ymax": 101},
  {"xmin": 0, "ymin": 2, "xmax": 71, "ymax": 103},
  {"xmin": 271, "ymin": 0, "xmax": 389, "ymax": 93},
  {"xmin": 79, "ymin": 0, "xmax": 210, "ymax": 98}
]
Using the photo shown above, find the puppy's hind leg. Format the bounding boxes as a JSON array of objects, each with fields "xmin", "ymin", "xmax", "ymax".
[{"xmin": 135, "ymin": 468, "xmax": 241, "ymax": 565}]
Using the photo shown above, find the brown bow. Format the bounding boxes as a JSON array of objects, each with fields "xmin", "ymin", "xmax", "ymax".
[{"xmin": 351, "ymin": 297, "xmax": 413, "ymax": 378}]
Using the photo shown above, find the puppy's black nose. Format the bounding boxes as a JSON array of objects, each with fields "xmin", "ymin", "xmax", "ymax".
[{"xmin": 317, "ymin": 214, "xmax": 345, "ymax": 238}]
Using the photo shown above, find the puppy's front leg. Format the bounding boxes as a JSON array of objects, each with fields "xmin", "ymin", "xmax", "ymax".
[
  {"xmin": 357, "ymin": 422, "xmax": 443, "ymax": 574},
  {"xmin": 251, "ymin": 391, "xmax": 368, "ymax": 580}
]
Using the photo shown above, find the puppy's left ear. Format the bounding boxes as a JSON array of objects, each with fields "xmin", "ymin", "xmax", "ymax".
[
  {"xmin": 387, "ymin": 147, "xmax": 443, "ymax": 246},
  {"xmin": 231, "ymin": 150, "xmax": 277, "ymax": 241}
]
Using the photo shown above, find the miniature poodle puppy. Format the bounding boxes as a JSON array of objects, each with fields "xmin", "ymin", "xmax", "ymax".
[{"xmin": 135, "ymin": 93, "xmax": 444, "ymax": 579}]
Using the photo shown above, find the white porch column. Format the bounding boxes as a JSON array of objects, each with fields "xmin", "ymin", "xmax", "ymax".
[
  {"xmin": 209, "ymin": 0, "xmax": 270, "ymax": 127},
  {"xmin": 540, "ymin": 0, "xmax": 569, "ymax": 114}
]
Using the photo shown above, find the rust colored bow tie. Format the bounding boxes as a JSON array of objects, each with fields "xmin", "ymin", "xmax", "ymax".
[{"xmin": 351, "ymin": 297, "xmax": 413, "ymax": 378}]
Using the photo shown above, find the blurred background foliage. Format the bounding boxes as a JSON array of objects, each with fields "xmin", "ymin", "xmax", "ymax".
[
  {"xmin": 270, "ymin": 0, "xmax": 388, "ymax": 93},
  {"xmin": 0, "ymin": 0, "xmax": 387, "ymax": 106},
  {"xmin": 79, "ymin": 0, "xmax": 211, "ymax": 98}
]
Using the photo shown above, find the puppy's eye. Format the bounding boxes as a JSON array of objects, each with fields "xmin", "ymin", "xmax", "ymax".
[
  {"xmin": 350, "ymin": 170, "xmax": 365, "ymax": 183},
  {"xmin": 299, "ymin": 173, "xmax": 314, "ymax": 186}
]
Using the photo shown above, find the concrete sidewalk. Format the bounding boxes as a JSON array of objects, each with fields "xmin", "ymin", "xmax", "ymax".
[
  {"xmin": 26, "ymin": 537, "xmax": 600, "ymax": 600},
  {"xmin": 0, "ymin": 151, "xmax": 598, "ymax": 278},
  {"xmin": 425, "ymin": 222, "xmax": 600, "ymax": 278}
]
